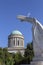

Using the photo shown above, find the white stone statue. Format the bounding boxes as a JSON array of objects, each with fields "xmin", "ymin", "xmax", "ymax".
[{"xmin": 17, "ymin": 15, "xmax": 43, "ymax": 58}]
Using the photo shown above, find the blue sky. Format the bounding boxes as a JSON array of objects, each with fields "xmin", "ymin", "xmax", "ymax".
[{"xmin": 0, "ymin": 0, "xmax": 43, "ymax": 47}]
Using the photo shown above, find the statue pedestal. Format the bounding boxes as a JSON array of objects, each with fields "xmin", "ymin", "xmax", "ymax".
[
  {"xmin": 30, "ymin": 57, "xmax": 43, "ymax": 65},
  {"xmin": 30, "ymin": 61, "xmax": 43, "ymax": 65}
]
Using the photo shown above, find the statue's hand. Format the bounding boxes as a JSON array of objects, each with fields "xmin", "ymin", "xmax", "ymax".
[
  {"xmin": 17, "ymin": 15, "xmax": 27, "ymax": 21},
  {"xmin": 17, "ymin": 15, "xmax": 36, "ymax": 25}
]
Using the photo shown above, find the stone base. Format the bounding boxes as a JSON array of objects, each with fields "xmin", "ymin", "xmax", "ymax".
[
  {"xmin": 30, "ymin": 61, "xmax": 43, "ymax": 65},
  {"xmin": 30, "ymin": 56, "xmax": 43, "ymax": 65}
]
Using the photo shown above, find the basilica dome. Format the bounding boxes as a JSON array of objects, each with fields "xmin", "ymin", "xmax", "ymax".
[
  {"xmin": 11, "ymin": 30, "xmax": 22, "ymax": 35},
  {"xmin": 8, "ymin": 30, "xmax": 24, "ymax": 47},
  {"xmin": 8, "ymin": 30, "xmax": 24, "ymax": 55}
]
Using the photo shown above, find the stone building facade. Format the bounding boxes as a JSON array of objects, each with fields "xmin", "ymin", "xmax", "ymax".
[{"xmin": 8, "ymin": 30, "xmax": 25, "ymax": 55}]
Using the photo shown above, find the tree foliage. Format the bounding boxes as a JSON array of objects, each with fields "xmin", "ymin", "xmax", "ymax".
[
  {"xmin": 23, "ymin": 42, "xmax": 34, "ymax": 64},
  {"xmin": 0, "ymin": 42, "xmax": 34, "ymax": 65}
]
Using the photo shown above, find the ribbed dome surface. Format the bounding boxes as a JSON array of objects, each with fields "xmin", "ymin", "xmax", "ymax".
[{"xmin": 11, "ymin": 30, "xmax": 22, "ymax": 35}]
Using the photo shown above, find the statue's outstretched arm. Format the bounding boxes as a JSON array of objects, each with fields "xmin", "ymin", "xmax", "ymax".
[{"xmin": 17, "ymin": 15, "xmax": 36, "ymax": 24}]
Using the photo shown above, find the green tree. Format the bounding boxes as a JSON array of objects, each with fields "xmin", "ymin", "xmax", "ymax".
[
  {"xmin": 3, "ymin": 48, "xmax": 14, "ymax": 65},
  {"xmin": 0, "ymin": 42, "xmax": 34, "ymax": 65},
  {"xmin": 0, "ymin": 48, "xmax": 4, "ymax": 65},
  {"xmin": 24, "ymin": 42, "xmax": 34, "ymax": 64},
  {"xmin": 14, "ymin": 52, "xmax": 23, "ymax": 65}
]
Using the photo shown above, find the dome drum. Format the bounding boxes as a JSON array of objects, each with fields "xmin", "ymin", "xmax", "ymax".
[
  {"xmin": 8, "ymin": 30, "xmax": 24, "ymax": 48},
  {"xmin": 8, "ymin": 30, "xmax": 25, "ymax": 55},
  {"xmin": 8, "ymin": 34, "xmax": 24, "ymax": 39}
]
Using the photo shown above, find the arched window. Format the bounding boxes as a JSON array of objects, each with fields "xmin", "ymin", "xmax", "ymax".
[
  {"xmin": 18, "ymin": 40, "xmax": 19, "ymax": 46},
  {"xmin": 8, "ymin": 39, "xmax": 10, "ymax": 47},
  {"xmin": 14, "ymin": 40, "xmax": 15, "ymax": 46}
]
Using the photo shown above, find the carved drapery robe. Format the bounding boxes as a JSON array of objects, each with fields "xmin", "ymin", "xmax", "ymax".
[{"xmin": 17, "ymin": 15, "xmax": 43, "ymax": 57}]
